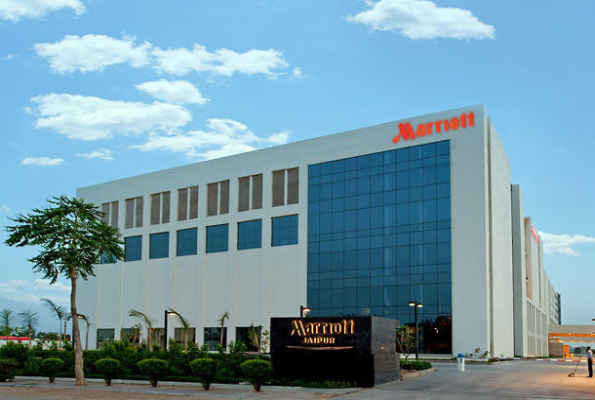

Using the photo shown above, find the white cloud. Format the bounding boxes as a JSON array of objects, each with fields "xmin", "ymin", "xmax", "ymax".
[
  {"xmin": 291, "ymin": 67, "xmax": 305, "ymax": 80},
  {"xmin": 136, "ymin": 79, "xmax": 209, "ymax": 105},
  {"xmin": 540, "ymin": 232, "xmax": 595, "ymax": 256},
  {"xmin": 153, "ymin": 44, "xmax": 289, "ymax": 77},
  {"xmin": 76, "ymin": 148, "xmax": 113, "ymax": 161},
  {"xmin": 347, "ymin": 0, "xmax": 495, "ymax": 40},
  {"xmin": 134, "ymin": 118, "xmax": 290, "ymax": 160},
  {"xmin": 0, "ymin": 205, "xmax": 11, "ymax": 213},
  {"xmin": 34, "ymin": 34, "xmax": 152, "ymax": 74},
  {"xmin": 2, "ymin": 54, "xmax": 17, "ymax": 61},
  {"xmin": 0, "ymin": 0, "xmax": 85, "ymax": 22},
  {"xmin": 31, "ymin": 93, "xmax": 192, "ymax": 140},
  {"xmin": 0, "ymin": 279, "xmax": 69, "ymax": 306},
  {"xmin": 21, "ymin": 156, "xmax": 64, "ymax": 166}
]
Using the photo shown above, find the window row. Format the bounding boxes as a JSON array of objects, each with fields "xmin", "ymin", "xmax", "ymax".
[
  {"xmin": 101, "ymin": 168, "xmax": 299, "ymax": 229},
  {"xmin": 118, "ymin": 215, "xmax": 299, "ymax": 262},
  {"xmin": 97, "ymin": 326, "xmax": 262, "ymax": 352}
]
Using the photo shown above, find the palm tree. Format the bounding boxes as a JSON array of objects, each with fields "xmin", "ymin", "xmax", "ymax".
[
  {"xmin": 18, "ymin": 310, "xmax": 39, "ymax": 347},
  {"xmin": 1, "ymin": 308, "xmax": 14, "ymax": 336},
  {"xmin": 78, "ymin": 314, "xmax": 91, "ymax": 350},
  {"xmin": 167, "ymin": 308, "xmax": 191, "ymax": 351},
  {"xmin": 129, "ymin": 309, "xmax": 155, "ymax": 352},
  {"xmin": 217, "ymin": 311, "xmax": 230, "ymax": 348},
  {"xmin": 42, "ymin": 298, "xmax": 66, "ymax": 349}
]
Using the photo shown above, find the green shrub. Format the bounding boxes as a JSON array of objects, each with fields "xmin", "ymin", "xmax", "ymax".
[
  {"xmin": 137, "ymin": 358, "xmax": 169, "ymax": 387},
  {"xmin": 400, "ymin": 360, "xmax": 432, "ymax": 371},
  {"xmin": 0, "ymin": 342, "xmax": 28, "ymax": 366},
  {"xmin": 189, "ymin": 357, "xmax": 216, "ymax": 390},
  {"xmin": 24, "ymin": 356, "xmax": 42, "ymax": 375},
  {"xmin": 240, "ymin": 359, "xmax": 272, "ymax": 392},
  {"xmin": 0, "ymin": 359, "xmax": 20, "ymax": 382},
  {"xmin": 41, "ymin": 357, "xmax": 65, "ymax": 383},
  {"xmin": 95, "ymin": 358, "xmax": 120, "ymax": 386}
]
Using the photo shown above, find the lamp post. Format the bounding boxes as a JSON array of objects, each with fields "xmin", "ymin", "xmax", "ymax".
[
  {"xmin": 408, "ymin": 301, "xmax": 424, "ymax": 360},
  {"xmin": 164, "ymin": 310, "xmax": 176, "ymax": 350},
  {"xmin": 300, "ymin": 305, "xmax": 311, "ymax": 318}
]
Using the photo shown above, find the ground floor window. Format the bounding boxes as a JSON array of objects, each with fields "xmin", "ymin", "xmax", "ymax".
[
  {"xmin": 96, "ymin": 328, "xmax": 114, "ymax": 349},
  {"xmin": 174, "ymin": 327, "xmax": 196, "ymax": 346},
  {"xmin": 236, "ymin": 326, "xmax": 262, "ymax": 352},
  {"xmin": 120, "ymin": 327, "xmax": 141, "ymax": 345},
  {"xmin": 204, "ymin": 327, "xmax": 227, "ymax": 351},
  {"xmin": 150, "ymin": 327, "xmax": 165, "ymax": 349}
]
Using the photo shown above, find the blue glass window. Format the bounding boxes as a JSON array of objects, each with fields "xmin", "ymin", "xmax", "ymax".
[
  {"xmin": 238, "ymin": 219, "xmax": 262, "ymax": 250},
  {"xmin": 206, "ymin": 224, "xmax": 229, "ymax": 253},
  {"xmin": 125, "ymin": 235, "xmax": 142, "ymax": 262},
  {"xmin": 272, "ymin": 215, "xmax": 298, "ymax": 246},
  {"xmin": 100, "ymin": 253, "xmax": 116, "ymax": 264},
  {"xmin": 177, "ymin": 228, "xmax": 197, "ymax": 256},
  {"xmin": 150, "ymin": 232, "xmax": 169, "ymax": 259}
]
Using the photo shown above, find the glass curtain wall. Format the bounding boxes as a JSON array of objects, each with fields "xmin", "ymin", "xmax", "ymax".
[{"xmin": 307, "ymin": 141, "xmax": 452, "ymax": 353}]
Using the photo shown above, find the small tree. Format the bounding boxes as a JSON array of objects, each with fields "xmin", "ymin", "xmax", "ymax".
[
  {"xmin": 95, "ymin": 358, "xmax": 120, "ymax": 386},
  {"xmin": 41, "ymin": 357, "xmax": 65, "ymax": 383},
  {"xmin": 217, "ymin": 311, "xmax": 230, "ymax": 347},
  {"xmin": 5, "ymin": 195, "xmax": 125, "ymax": 386},
  {"xmin": 241, "ymin": 359, "xmax": 272, "ymax": 392},
  {"xmin": 168, "ymin": 308, "xmax": 191, "ymax": 351},
  {"xmin": 138, "ymin": 358, "xmax": 169, "ymax": 387},
  {"xmin": 396, "ymin": 325, "xmax": 416, "ymax": 362},
  {"xmin": 129, "ymin": 310, "xmax": 156, "ymax": 351},
  {"xmin": 41, "ymin": 298, "xmax": 66, "ymax": 349},
  {"xmin": 18, "ymin": 310, "xmax": 38, "ymax": 347},
  {"xmin": 189, "ymin": 358, "xmax": 216, "ymax": 390},
  {"xmin": 0, "ymin": 308, "xmax": 14, "ymax": 336}
]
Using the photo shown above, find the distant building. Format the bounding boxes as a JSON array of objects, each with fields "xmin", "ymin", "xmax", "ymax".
[{"xmin": 78, "ymin": 105, "xmax": 559, "ymax": 356}]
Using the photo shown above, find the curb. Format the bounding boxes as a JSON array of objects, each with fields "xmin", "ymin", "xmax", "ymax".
[
  {"xmin": 13, "ymin": 376, "xmax": 362, "ymax": 394},
  {"xmin": 401, "ymin": 368, "xmax": 435, "ymax": 380}
]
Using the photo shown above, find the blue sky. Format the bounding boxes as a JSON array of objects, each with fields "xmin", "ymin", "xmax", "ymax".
[{"xmin": 1, "ymin": 0, "xmax": 594, "ymax": 333}]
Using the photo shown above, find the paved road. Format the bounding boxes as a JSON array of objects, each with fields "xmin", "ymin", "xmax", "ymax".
[
  {"xmin": 341, "ymin": 361, "xmax": 595, "ymax": 400},
  {"xmin": 1, "ymin": 361, "xmax": 593, "ymax": 399}
]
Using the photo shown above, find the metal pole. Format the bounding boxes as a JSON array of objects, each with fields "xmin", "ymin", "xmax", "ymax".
[
  {"xmin": 415, "ymin": 305, "xmax": 419, "ymax": 361},
  {"xmin": 164, "ymin": 310, "xmax": 168, "ymax": 350}
]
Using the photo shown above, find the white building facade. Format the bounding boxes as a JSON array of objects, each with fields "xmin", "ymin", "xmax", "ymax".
[{"xmin": 77, "ymin": 104, "xmax": 559, "ymax": 356}]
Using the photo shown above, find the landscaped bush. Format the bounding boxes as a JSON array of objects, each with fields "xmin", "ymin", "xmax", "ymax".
[
  {"xmin": 0, "ymin": 359, "xmax": 20, "ymax": 382},
  {"xmin": 137, "ymin": 358, "xmax": 169, "ymax": 387},
  {"xmin": 189, "ymin": 357, "xmax": 216, "ymax": 390},
  {"xmin": 400, "ymin": 360, "xmax": 432, "ymax": 371},
  {"xmin": 24, "ymin": 355, "xmax": 41, "ymax": 375},
  {"xmin": 95, "ymin": 358, "xmax": 120, "ymax": 386},
  {"xmin": 41, "ymin": 357, "xmax": 65, "ymax": 383},
  {"xmin": 240, "ymin": 359, "xmax": 272, "ymax": 392},
  {"xmin": 0, "ymin": 342, "xmax": 28, "ymax": 366}
]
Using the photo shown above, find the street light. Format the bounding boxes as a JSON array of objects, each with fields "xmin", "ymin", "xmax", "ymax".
[
  {"xmin": 300, "ymin": 305, "xmax": 311, "ymax": 318},
  {"xmin": 408, "ymin": 301, "xmax": 424, "ymax": 360},
  {"xmin": 164, "ymin": 310, "xmax": 177, "ymax": 350}
]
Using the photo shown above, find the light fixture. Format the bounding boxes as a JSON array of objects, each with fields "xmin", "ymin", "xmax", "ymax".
[
  {"xmin": 300, "ymin": 305, "xmax": 311, "ymax": 318},
  {"xmin": 164, "ymin": 310, "xmax": 177, "ymax": 350},
  {"xmin": 408, "ymin": 301, "xmax": 424, "ymax": 360}
]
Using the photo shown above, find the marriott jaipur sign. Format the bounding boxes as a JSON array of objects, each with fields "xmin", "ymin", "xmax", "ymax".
[{"xmin": 270, "ymin": 316, "xmax": 399, "ymax": 387}]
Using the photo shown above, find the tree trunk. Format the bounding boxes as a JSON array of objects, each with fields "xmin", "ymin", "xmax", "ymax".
[
  {"xmin": 58, "ymin": 320, "xmax": 62, "ymax": 350},
  {"xmin": 63, "ymin": 320, "xmax": 68, "ymax": 347},
  {"xmin": 28, "ymin": 327, "xmax": 32, "ymax": 347},
  {"xmin": 70, "ymin": 274, "xmax": 85, "ymax": 386},
  {"xmin": 184, "ymin": 330, "xmax": 188, "ymax": 351},
  {"xmin": 85, "ymin": 324, "xmax": 89, "ymax": 351},
  {"xmin": 148, "ymin": 328, "xmax": 152, "ymax": 352}
]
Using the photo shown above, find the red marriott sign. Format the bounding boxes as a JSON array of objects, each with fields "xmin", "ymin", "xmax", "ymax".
[{"xmin": 393, "ymin": 112, "xmax": 475, "ymax": 143}]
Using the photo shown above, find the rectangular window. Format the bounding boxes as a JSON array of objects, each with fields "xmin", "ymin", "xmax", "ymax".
[
  {"xmin": 125, "ymin": 235, "xmax": 142, "ymax": 261},
  {"xmin": 238, "ymin": 219, "xmax": 262, "ymax": 250},
  {"xmin": 151, "ymin": 191, "xmax": 171, "ymax": 225},
  {"xmin": 207, "ymin": 180, "xmax": 230, "ymax": 216},
  {"xmin": 125, "ymin": 197, "xmax": 143, "ymax": 229},
  {"xmin": 100, "ymin": 253, "xmax": 116, "ymax": 264},
  {"xmin": 101, "ymin": 201, "xmax": 119, "ymax": 228},
  {"xmin": 238, "ymin": 174, "xmax": 264, "ymax": 212},
  {"xmin": 272, "ymin": 215, "xmax": 298, "ymax": 246},
  {"xmin": 204, "ymin": 327, "xmax": 227, "ymax": 351},
  {"xmin": 178, "ymin": 186, "xmax": 199, "ymax": 221},
  {"xmin": 236, "ymin": 326, "xmax": 262, "ymax": 352},
  {"xmin": 174, "ymin": 327, "xmax": 196, "ymax": 345},
  {"xmin": 177, "ymin": 228, "xmax": 198, "ymax": 256},
  {"xmin": 206, "ymin": 224, "xmax": 229, "ymax": 253},
  {"xmin": 96, "ymin": 328, "xmax": 114, "ymax": 349},
  {"xmin": 272, "ymin": 168, "xmax": 299, "ymax": 207},
  {"xmin": 150, "ymin": 232, "xmax": 169, "ymax": 259}
]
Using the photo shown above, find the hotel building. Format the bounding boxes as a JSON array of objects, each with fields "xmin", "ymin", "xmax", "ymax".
[{"xmin": 77, "ymin": 104, "xmax": 559, "ymax": 356}]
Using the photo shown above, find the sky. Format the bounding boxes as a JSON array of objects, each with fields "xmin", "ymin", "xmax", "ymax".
[{"xmin": 0, "ymin": 0, "xmax": 594, "ymax": 333}]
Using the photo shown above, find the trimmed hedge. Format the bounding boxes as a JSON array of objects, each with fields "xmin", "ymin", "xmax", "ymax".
[
  {"xmin": 241, "ymin": 359, "xmax": 272, "ymax": 392},
  {"xmin": 137, "ymin": 358, "xmax": 169, "ymax": 387},
  {"xmin": 400, "ymin": 360, "xmax": 432, "ymax": 371},
  {"xmin": 0, "ymin": 358, "xmax": 19, "ymax": 382},
  {"xmin": 95, "ymin": 358, "xmax": 120, "ymax": 386},
  {"xmin": 41, "ymin": 358, "xmax": 65, "ymax": 383},
  {"xmin": 189, "ymin": 358, "xmax": 216, "ymax": 390}
]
